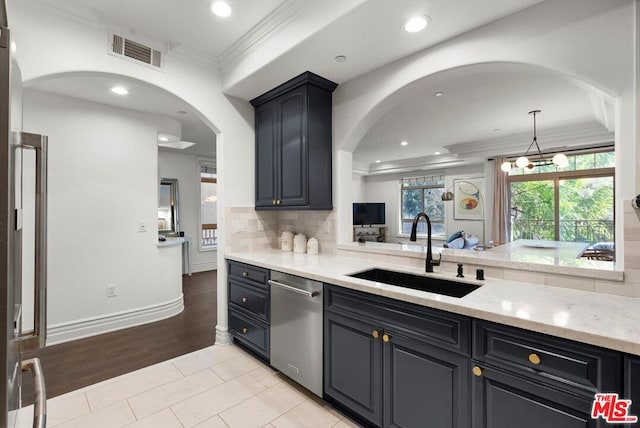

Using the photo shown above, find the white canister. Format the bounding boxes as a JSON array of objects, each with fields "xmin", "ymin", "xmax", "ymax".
[
  {"xmin": 307, "ymin": 237, "xmax": 319, "ymax": 255},
  {"xmin": 293, "ymin": 234, "xmax": 307, "ymax": 253},
  {"xmin": 281, "ymin": 231, "xmax": 294, "ymax": 251}
]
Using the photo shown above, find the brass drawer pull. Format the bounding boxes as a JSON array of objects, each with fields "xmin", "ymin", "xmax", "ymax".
[
  {"xmin": 242, "ymin": 327, "xmax": 248, "ymax": 334},
  {"xmin": 382, "ymin": 334, "xmax": 391, "ymax": 343},
  {"xmin": 276, "ymin": 199, "xmax": 281, "ymax": 205},
  {"xmin": 372, "ymin": 330, "xmax": 380, "ymax": 339},
  {"xmin": 529, "ymin": 353, "xmax": 541, "ymax": 365},
  {"xmin": 242, "ymin": 297, "xmax": 248, "ymax": 303},
  {"xmin": 242, "ymin": 271, "xmax": 248, "ymax": 277},
  {"xmin": 272, "ymin": 199, "xmax": 276, "ymax": 205},
  {"xmin": 472, "ymin": 366, "xmax": 483, "ymax": 377}
]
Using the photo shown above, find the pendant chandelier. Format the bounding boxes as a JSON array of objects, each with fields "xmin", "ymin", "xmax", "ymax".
[{"xmin": 501, "ymin": 110, "xmax": 568, "ymax": 172}]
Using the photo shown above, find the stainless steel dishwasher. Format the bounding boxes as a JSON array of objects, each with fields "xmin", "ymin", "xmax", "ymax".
[{"xmin": 269, "ymin": 271, "xmax": 323, "ymax": 397}]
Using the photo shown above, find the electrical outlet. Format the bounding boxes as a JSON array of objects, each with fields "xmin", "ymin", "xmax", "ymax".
[
  {"xmin": 106, "ymin": 284, "xmax": 117, "ymax": 297},
  {"xmin": 138, "ymin": 222, "xmax": 147, "ymax": 232}
]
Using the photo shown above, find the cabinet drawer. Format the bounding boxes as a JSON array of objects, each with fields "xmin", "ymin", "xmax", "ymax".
[
  {"xmin": 228, "ymin": 261, "xmax": 269, "ymax": 289},
  {"xmin": 474, "ymin": 321, "xmax": 621, "ymax": 392},
  {"xmin": 325, "ymin": 285, "xmax": 470, "ymax": 355},
  {"xmin": 229, "ymin": 279, "xmax": 269, "ymax": 321},
  {"xmin": 229, "ymin": 310, "xmax": 269, "ymax": 359}
]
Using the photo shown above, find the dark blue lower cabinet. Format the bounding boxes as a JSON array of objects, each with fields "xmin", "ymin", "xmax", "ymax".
[
  {"xmin": 324, "ymin": 311, "xmax": 383, "ymax": 427},
  {"xmin": 625, "ymin": 355, "xmax": 640, "ymax": 424},
  {"xmin": 472, "ymin": 364, "xmax": 600, "ymax": 428},
  {"xmin": 384, "ymin": 333, "xmax": 470, "ymax": 428},
  {"xmin": 324, "ymin": 310, "xmax": 470, "ymax": 428}
]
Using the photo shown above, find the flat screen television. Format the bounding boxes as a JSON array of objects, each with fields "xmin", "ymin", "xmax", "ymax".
[{"xmin": 353, "ymin": 203, "xmax": 386, "ymax": 226}]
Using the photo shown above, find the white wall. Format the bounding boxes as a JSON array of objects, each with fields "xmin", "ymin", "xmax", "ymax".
[
  {"xmin": 158, "ymin": 150, "xmax": 217, "ymax": 273},
  {"xmin": 23, "ymin": 90, "xmax": 184, "ymax": 342}
]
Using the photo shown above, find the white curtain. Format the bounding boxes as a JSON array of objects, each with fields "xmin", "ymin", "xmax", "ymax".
[{"xmin": 491, "ymin": 157, "xmax": 510, "ymax": 243}]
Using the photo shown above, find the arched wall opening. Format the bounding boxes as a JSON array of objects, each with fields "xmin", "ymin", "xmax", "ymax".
[
  {"xmin": 20, "ymin": 70, "xmax": 228, "ymax": 344},
  {"xmin": 334, "ymin": 60, "xmax": 630, "ymax": 268}
]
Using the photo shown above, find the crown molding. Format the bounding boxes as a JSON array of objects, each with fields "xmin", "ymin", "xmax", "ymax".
[
  {"xmin": 167, "ymin": 44, "xmax": 220, "ymax": 70},
  {"xmin": 589, "ymin": 93, "xmax": 615, "ymax": 132},
  {"xmin": 37, "ymin": 0, "xmax": 105, "ymax": 31},
  {"xmin": 218, "ymin": 0, "xmax": 313, "ymax": 71},
  {"xmin": 443, "ymin": 121, "xmax": 614, "ymax": 158},
  {"xmin": 361, "ymin": 154, "xmax": 466, "ymax": 176}
]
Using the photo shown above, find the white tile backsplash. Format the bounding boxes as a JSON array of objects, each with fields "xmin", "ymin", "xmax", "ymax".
[{"xmin": 225, "ymin": 207, "xmax": 336, "ymax": 254}]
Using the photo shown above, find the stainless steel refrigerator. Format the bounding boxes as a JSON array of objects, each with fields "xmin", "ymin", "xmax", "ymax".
[{"xmin": 1, "ymin": 2, "xmax": 47, "ymax": 427}]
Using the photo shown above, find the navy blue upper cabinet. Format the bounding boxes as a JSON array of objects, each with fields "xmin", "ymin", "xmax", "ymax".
[{"xmin": 251, "ymin": 72, "xmax": 337, "ymax": 210}]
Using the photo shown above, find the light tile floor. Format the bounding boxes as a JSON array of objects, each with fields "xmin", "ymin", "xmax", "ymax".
[{"xmin": 17, "ymin": 345, "xmax": 362, "ymax": 428}]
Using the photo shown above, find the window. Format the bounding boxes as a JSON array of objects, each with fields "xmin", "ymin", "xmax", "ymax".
[
  {"xmin": 508, "ymin": 149, "xmax": 614, "ymax": 245},
  {"xmin": 400, "ymin": 176, "xmax": 445, "ymax": 237},
  {"xmin": 200, "ymin": 162, "xmax": 217, "ymax": 249}
]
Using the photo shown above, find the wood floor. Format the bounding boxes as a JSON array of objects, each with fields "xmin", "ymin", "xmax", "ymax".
[{"xmin": 21, "ymin": 270, "xmax": 217, "ymax": 403}]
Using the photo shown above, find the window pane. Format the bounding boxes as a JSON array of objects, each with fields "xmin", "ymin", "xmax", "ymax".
[
  {"xmin": 559, "ymin": 177, "xmax": 614, "ymax": 244},
  {"xmin": 401, "ymin": 189, "xmax": 423, "ymax": 219},
  {"xmin": 573, "ymin": 153, "xmax": 595, "ymax": 171},
  {"xmin": 510, "ymin": 180, "xmax": 555, "ymax": 240},
  {"xmin": 201, "ymin": 181, "xmax": 217, "ymax": 225},
  {"xmin": 401, "ymin": 220, "xmax": 445, "ymax": 237},
  {"xmin": 424, "ymin": 188, "xmax": 444, "ymax": 221},
  {"xmin": 595, "ymin": 152, "xmax": 615, "ymax": 168}
]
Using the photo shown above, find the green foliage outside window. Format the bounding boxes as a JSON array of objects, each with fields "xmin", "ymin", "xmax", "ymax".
[{"xmin": 509, "ymin": 150, "xmax": 614, "ymax": 244}]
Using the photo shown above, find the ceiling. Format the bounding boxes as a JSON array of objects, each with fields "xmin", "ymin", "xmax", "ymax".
[
  {"xmin": 24, "ymin": 0, "xmax": 618, "ymax": 170},
  {"xmin": 353, "ymin": 65, "xmax": 614, "ymax": 170}
]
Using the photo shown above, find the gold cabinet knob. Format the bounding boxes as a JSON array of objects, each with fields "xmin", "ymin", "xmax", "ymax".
[
  {"xmin": 372, "ymin": 330, "xmax": 380, "ymax": 339},
  {"xmin": 242, "ymin": 327, "xmax": 248, "ymax": 334},
  {"xmin": 276, "ymin": 199, "xmax": 281, "ymax": 205},
  {"xmin": 272, "ymin": 199, "xmax": 276, "ymax": 205},
  {"xmin": 382, "ymin": 334, "xmax": 390, "ymax": 343},
  {"xmin": 242, "ymin": 271, "xmax": 248, "ymax": 277},
  {"xmin": 242, "ymin": 297, "xmax": 248, "ymax": 303},
  {"xmin": 472, "ymin": 366, "xmax": 483, "ymax": 377},
  {"xmin": 528, "ymin": 353, "xmax": 541, "ymax": 365}
]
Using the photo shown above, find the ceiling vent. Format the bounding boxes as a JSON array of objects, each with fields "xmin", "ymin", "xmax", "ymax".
[{"xmin": 109, "ymin": 33, "xmax": 162, "ymax": 69}]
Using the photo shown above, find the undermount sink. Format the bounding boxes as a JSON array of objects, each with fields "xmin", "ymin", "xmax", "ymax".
[{"xmin": 348, "ymin": 268, "xmax": 480, "ymax": 298}]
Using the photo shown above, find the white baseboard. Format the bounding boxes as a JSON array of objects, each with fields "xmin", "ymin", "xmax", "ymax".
[
  {"xmin": 46, "ymin": 294, "xmax": 184, "ymax": 345},
  {"xmin": 192, "ymin": 260, "xmax": 217, "ymax": 273},
  {"xmin": 215, "ymin": 325, "xmax": 232, "ymax": 345}
]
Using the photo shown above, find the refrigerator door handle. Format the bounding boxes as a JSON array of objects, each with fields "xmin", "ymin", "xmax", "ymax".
[
  {"xmin": 19, "ymin": 133, "xmax": 47, "ymax": 350},
  {"xmin": 21, "ymin": 358, "xmax": 46, "ymax": 428}
]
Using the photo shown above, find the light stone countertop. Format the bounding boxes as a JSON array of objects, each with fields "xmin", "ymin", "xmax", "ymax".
[
  {"xmin": 338, "ymin": 239, "xmax": 622, "ymax": 281},
  {"xmin": 157, "ymin": 237, "xmax": 185, "ymax": 247},
  {"xmin": 226, "ymin": 249, "xmax": 640, "ymax": 356}
]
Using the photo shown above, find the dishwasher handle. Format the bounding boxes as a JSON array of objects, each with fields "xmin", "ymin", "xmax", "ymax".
[{"xmin": 268, "ymin": 280, "xmax": 320, "ymax": 298}]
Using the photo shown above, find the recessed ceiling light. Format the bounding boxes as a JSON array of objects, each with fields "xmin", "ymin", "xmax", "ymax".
[
  {"xmin": 158, "ymin": 136, "xmax": 169, "ymax": 142},
  {"xmin": 434, "ymin": 92, "xmax": 443, "ymax": 97},
  {"xmin": 404, "ymin": 15, "xmax": 430, "ymax": 33},
  {"xmin": 434, "ymin": 151, "xmax": 441, "ymax": 155},
  {"xmin": 375, "ymin": 160, "xmax": 381, "ymax": 163},
  {"xmin": 334, "ymin": 55, "xmax": 347, "ymax": 63},
  {"xmin": 211, "ymin": 1, "xmax": 232, "ymax": 17},
  {"xmin": 400, "ymin": 141, "xmax": 408, "ymax": 146},
  {"xmin": 111, "ymin": 86, "xmax": 128, "ymax": 95}
]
